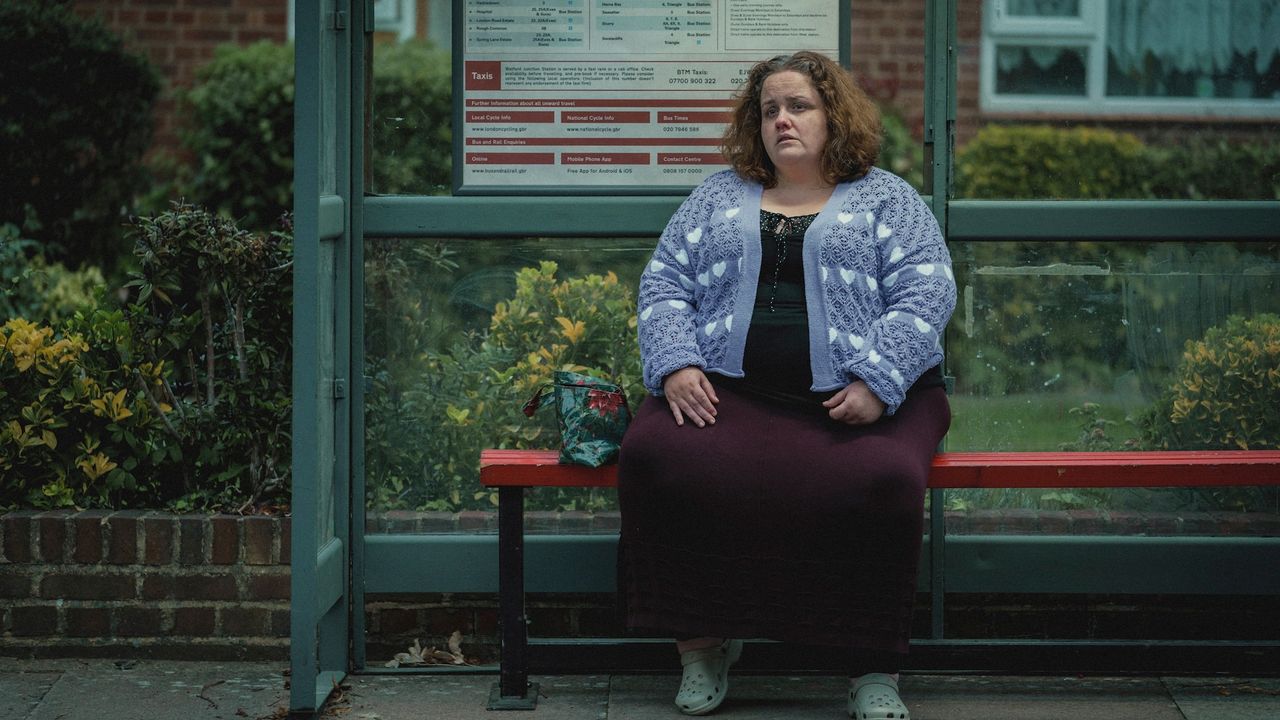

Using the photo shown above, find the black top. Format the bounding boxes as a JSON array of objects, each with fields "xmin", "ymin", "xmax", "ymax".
[{"xmin": 714, "ymin": 209, "xmax": 944, "ymax": 410}]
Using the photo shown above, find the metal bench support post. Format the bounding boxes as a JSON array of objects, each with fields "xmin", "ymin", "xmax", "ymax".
[
  {"xmin": 929, "ymin": 487, "xmax": 946, "ymax": 639},
  {"xmin": 489, "ymin": 486, "xmax": 538, "ymax": 710}
]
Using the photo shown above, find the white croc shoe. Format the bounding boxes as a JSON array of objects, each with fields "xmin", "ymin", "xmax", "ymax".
[
  {"xmin": 675, "ymin": 639, "xmax": 744, "ymax": 715},
  {"xmin": 848, "ymin": 673, "xmax": 910, "ymax": 719}
]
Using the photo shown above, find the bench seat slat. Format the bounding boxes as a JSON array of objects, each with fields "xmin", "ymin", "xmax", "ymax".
[{"xmin": 480, "ymin": 449, "xmax": 1280, "ymax": 489}]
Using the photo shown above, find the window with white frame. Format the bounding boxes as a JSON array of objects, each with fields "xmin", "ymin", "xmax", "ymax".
[
  {"xmin": 981, "ymin": 0, "xmax": 1280, "ymax": 117},
  {"xmin": 288, "ymin": 0, "xmax": 417, "ymax": 42},
  {"xmin": 373, "ymin": 0, "xmax": 416, "ymax": 41}
]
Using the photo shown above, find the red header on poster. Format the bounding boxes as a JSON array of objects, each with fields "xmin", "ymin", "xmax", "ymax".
[
  {"xmin": 561, "ymin": 153, "xmax": 651, "ymax": 165},
  {"xmin": 464, "ymin": 61, "xmax": 501, "ymax": 90},
  {"xmin": 658, "ymin": 153, "xmax": 726, "ymax": 165},
  {"xmin": 466, "ymin": 111, "xmax": 556, "ymax": 123},
  {"xmin": 659, "ymin": 111, "xmax": 732, "ymax": 124},
  {"xmin": 466, "ymin": 152, "xmax": 554, "ymax": 165},
  {"xmin": 561, "ymin": 111, "xmax": 651, "ymax": 124}
]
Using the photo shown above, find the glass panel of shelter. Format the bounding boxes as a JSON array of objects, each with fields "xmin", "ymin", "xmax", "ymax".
[
  {"xmin": 350, "ymin": 0, "xmax": 1279, "ymax": 676},
  {"xmin": 361, "ymin": 2, "xmax": 1278, "ymax": 531}
]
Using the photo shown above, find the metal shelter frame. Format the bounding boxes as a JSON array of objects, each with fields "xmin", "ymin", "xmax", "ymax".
[{"xmin": 291, "ymin": 0, "xmax": 1280, "ymax": 713}]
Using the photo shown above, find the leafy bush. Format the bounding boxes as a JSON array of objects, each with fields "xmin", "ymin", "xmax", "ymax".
[
  {"xmin": 369, "ymin": 41, "xmax": 453, "ymax": 194},
  {"xmin": 1144, "ymin": 137, "xmax": 1280, "ymax": 200},
  {"xmin": 955, "ymin": 125, "xmax": 1149, "ymax": 199},
  {"xmin": 1, "ymin": 223, "xmax": 105, "ymax": 325},
  {"xmin": 486, "ymin": 262, "xmax": 643, "ymax": 401},
  {"xmin": 0, "ymin": 1, "xmax": 160, "ymax": 269},
  {"xmin": 877, "ymin": 110, "xmax": 924, "ymax": 191},
  {"xmin": 946, "ymin": 240, "xmax": 1131, "ymax": 396},
  {"xmin": 1058, "ymin": 403, "xmax": 1129, "ymax": 452},
  {"xmin": 179, "ymin": 39, "xmax": 453, "ymax": 224},
  {"xmin": 366, "ymin": 261, "xmax": 641, "ymax": 512},
  {"xmin": 0, "ymin": 316, "xmax": 171, "ymax": 508},
  {"xmin": 125, "ymin": 202, "xmax": 293, "ymax": 510},
  {"xmin": 1, "ymin": 203, "xmax": 294, "ymax": 512},
  {"xmin": 956, "ymin": 125, "xmax": 1280, "ymax": 201},
  {"xmin": 1140, "ymin": 313, "xmax": 1280, "ymax": 451},
  {"xmin": 180, "ymin": 42, "xmax": 295, "ymax": 232}
]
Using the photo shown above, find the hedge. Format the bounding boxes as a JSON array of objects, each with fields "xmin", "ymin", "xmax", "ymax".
[{"xmin": 0, "ymin": 1, "xmax": 160, "ymax": 270}]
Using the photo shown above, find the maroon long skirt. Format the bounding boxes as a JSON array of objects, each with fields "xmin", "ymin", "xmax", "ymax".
[{"xmin": 616, "ymin": 378, "xmax": 950, "ymax": 654}]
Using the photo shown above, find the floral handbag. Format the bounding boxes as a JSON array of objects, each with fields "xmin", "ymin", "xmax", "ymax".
[{"xmin": 522, "ymin": 370, "xmax": 632, "ymax": 467}]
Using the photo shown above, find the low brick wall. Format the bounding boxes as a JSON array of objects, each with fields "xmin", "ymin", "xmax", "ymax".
[
  {"xmin": 1, "ymin": 510, "xmax": 290, "ymax": 660},
  {"xmin": 367, "ymin": 508, "xmax": 1280, "ymax": 537},
  {"xmin": 3, "ymin": 509, "xmax": 1277, "ymax": 661}
]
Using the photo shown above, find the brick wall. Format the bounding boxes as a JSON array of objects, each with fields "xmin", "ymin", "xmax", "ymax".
[
  {"xmin": 4, "ymin": 509, "xmax": 1276, "ymax": 661},
  {"xmin": 366, "ymin": 509, "xmax": 1280, "ymax": 537},
  {"xmin": 849, "ymin": 0, "xmax": 930, "ymax": 139},
  {"xmin": 67, "ymin": 1, "xmax": 1270, "ymax": 168},
  {"xmin": 72, "ymin": 0, "xmax": 289, "ymax": 159},
  {"xmin": 1, "ymin": 510, "xmax": 290, "ymax": 660}
]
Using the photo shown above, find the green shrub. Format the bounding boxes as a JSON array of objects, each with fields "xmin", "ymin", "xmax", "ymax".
[
  {"xmin": 179, "ymin": 39, "xmax": 453, "ymax": 223},
  {"xmin": 0, "ymin": 1, "xmax": 160, "ymax": 269},
  {"xmin": 946, "ymin": 240, "xmax": 1132, "ymax": 395},
  {"xmin": 180, "ymin": 42, "xmax": 295, "ymax": 232},
  {"xmin": 365, "ymin": 261, "xmax": 641, "ymax": 512},
  {"xmin": 485, "ymin": 261, "xmax": 643, "ymax": 401},
  {"xmin": 877, "ymin": 109, "xmax": 924, "ymax": 190},
  {"xmin": 369, "ymin": 41, "xmax": 454, "ymax": 194},
  {"xmin": 1140, "ymin": 313, "xmax": 1280, "ymax": 451},
  {"xmin": 1144, "ymin": 137, "xmax": 1280, "ymax": 200},
  {"xmin": 955, "ymin": 124, "xmax": 1148, "ymax": 199},
  {"xmin": 125, "ymin": 202, "xmax": 293, "ymax": 510},
  {"xmin": 0, "ymin": 315, "xmax": 172, "ymax": 509},
  {"xmin": 1, "ymin": 203, "xmax": 294, "ymax": 512},
  {"xmin": 1, "ymin": 223, "xmax": 105, "ymax": 325}
]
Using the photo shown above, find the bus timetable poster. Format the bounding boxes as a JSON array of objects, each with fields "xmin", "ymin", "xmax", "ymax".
[{"xmin": 455, "ymin": 0, "xmax": 844, "ymax": 194}]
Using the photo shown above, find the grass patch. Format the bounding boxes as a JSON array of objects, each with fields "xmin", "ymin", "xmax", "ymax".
[{"xmin": 945, "ymin": 391, "xmax": 1142, "ymax": 452}]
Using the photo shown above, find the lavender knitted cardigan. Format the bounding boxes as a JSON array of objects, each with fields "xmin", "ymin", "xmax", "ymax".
[{"xmin": 637, "ymin": 167, "xmax": 955, "ymax": 415}]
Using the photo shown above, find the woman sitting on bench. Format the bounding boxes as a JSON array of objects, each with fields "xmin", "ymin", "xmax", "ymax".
[{"xmin": 618, "ymin": 51, "xmax": 956, "ymax": 719}]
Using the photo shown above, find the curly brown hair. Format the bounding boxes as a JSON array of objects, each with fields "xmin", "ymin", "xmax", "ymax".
[{"xmin": 720, "ymin": 51, "xmax": 881, "ymax": 188}]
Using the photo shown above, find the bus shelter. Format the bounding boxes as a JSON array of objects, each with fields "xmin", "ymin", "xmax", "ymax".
[{"xmin": 291, "ymin": 0, "xmax": 1280, "ymax": 713}]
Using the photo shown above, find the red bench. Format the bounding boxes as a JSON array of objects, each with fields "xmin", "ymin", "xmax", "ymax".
[{"xmin": 479, "ymin": 448, "xmax": 1280, "ymax": 709}]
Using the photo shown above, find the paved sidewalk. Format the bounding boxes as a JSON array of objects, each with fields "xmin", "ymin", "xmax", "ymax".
[{"xmin": 3, "ymin": 658, "xmax": 1278, "ymax": 720}]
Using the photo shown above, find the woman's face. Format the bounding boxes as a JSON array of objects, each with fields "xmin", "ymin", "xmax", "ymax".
[{"xmin": 759, "ymin": 70, "xmax": 829, "ymax": 176}]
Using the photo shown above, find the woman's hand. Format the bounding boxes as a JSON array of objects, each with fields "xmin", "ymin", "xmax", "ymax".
[
  {"xmin": 662, "ymin": 367, "xmax": 719, "ymax": 427},
  {"xmin": 822, "ymin": 380, "xmax": 885, "ymax": 425}
]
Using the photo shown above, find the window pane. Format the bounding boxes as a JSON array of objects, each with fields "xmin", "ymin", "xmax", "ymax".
[
  {"xmin": 364, "ymin": 237, "xmax": 653, "ymax": 525},
  {"xmin": 374, "ymin": 0, "xmax": 402, "ymax": 23},
  {"xmin": 945, "ymin": 239, "xmax": 1280, "ymax": 529},
  {"xmin": 1106, "ymin": 0, "xmax": 1280, "ymax": 99},
  {"xmin": 1007, "ymin": 0, "xmax": 1081, "ymax": 18},
  {"xmin": 995, "ymin": 44, "xmax": 1088, "ymax": 95},
  {"xmin": 368, "ymin": 40, "xmax": 454, "ymax": 196}
]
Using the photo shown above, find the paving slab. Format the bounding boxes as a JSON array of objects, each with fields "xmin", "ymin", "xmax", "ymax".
[
  {"xmin": 1165, "ymin": 677, "xmax": 1280, "ymax": 720},
  {"xmin": 4, "ymin": 658, "xmax": 1280, "ymax": 720},
  {"xmin": 0, "ymin": 659, "xmax": 288, "ymax": 720},
  {"xmin": 0, "ymin": 668, "xmax": 60, "ymax": 720},
  {"xmin": 608, "ymin": 675, "xmax": 849, "ymax": 719},
  {"xmin": 332, "ymin": 674, "xmax": 611, "ymax": 720},
  {"xmin": 902, "ymin": 675, "xmax": 1185, "ymax": 720}
]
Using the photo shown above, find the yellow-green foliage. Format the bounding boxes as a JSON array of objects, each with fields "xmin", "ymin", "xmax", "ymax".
[
  {"xmin": 0, "ymin": 317, "xmax": 170, "ymax": 508},
  {"xmin": 1, "ymin": 255, "xmax": 105, "ymax": 325},
  {"xmin": 1, "ymin": 223, "xmax": 104, "ymax": 325},
  {"xmin": 956, "ymin": 124, "xmax": 1148, "ymax": 199},
  {"xmin": 365, "ymin": 260, "xmax": 643, "ymax": 513},
  {"xmin": 1142, "ymin": 314, "xmax": 1280, "ymax": 450},
  {"xmin": 486, "ymin": 260, "xmax": 642, "ymax": 401}
]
